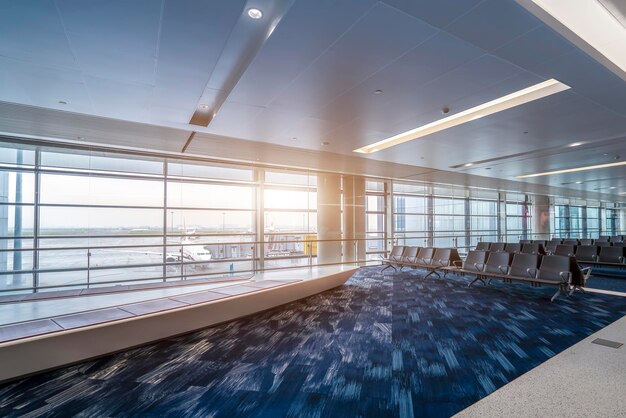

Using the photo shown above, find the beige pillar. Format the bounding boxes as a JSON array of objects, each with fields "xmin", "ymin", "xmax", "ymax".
[
  {"xmin": 532, "ymin": 195, "xmax": 551, "ymax": 240},
  {"xmin": 317, "ymin": 173, "xmax": 342, "ymax": 264},
  {"xmin": 342, "ymin": 176, "xmax": 366, "ymax": 264}
]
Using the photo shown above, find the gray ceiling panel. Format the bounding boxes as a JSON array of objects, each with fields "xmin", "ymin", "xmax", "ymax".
[
  {"xmin": 0, "ymin": 0, "xmax": 625, "ymax": 196},
  {"xmin": 381, "ymin": 0, "xmax": 486, "ymax": 28},
  {"xmin": 493, "ymin": 25, "xmax": 577, "ymax": 69},
  {"xmin": 227, "ymin": 0, "xmax": 378, "ymax": 107},
  {"xmin": 271, "ymin": 2, "xmax": 437, "ymax": 115},
  {"xmin": 445, "ymin": 0, "xmax": 541, "ymax": 52},
  {"xmin": 0, "ymin": 0, "xmax": 76, "ymax": 69}
]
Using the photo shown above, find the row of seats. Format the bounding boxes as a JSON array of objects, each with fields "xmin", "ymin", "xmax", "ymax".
[
  {"xmin": 475, "ymin": 242, "xmax": 543, "ymax": 255},
  {"xmin": 381, "ymin": 246, "xmax": 462, "ymax": 278},
  {"xmin": 457, "ymin": 251, "xmax": 589, "ymax": 302},
  {"xmin": 381, "ymin": 245, "xmax": 586, "ymax": 301},
  {"xmin": 475, "ymin": 240, "xmax": 626, "ymax": 266}
]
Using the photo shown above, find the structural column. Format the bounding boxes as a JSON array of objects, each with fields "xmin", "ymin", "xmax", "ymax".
[
  {"xmin": 532, "ymin": 195, "xmax": 551, "ymax": 239},
  {"xmin": 317, "ymin": 173, "xmax": 342, "ymax": 265},
  {"xmin": 342, "ymin": 176, "xmax": 366, "ymax": 264}
]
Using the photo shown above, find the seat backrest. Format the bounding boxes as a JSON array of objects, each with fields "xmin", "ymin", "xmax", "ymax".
[
  {"xmin": 532, "ymin": 240, "xmax": 547, "ymax": 246},
  {"xmin": 537, "ymin": 255, "xmax": 573, "ymax": 282},
  {"xmin": 598, "ymin": 246, "xmax": 625, "ymax": 263},
  {"xmin": 545, "ymin": 241, "xmax": 559, "ymax": 252},
  {"xmin": 432, "ymin": 248, "xmax": 452, "ymax": 262},
  {"xmin": 613, "ymin": 242, "xmax": 626, "ymax": 247},
  {"xmin": 417, "ymin": 247, "xmax": 434, "ymax": 261},
  {"xmin": 475, "ymin": 242, "xmax": 490, "ymax": 251},
  {"xmin": 611, "ymin": 235, "xmax": 624, "ymax": 243},
  {"xmin": 463, "ymin": 250, "xmax": 487, "ymax": 271},
  {"xmin": 575, "ymin": 245, "xmax": 599, "ymax": 261},
  {"xmin": 550, "ymin": 238, "xmax": 563, "ymax": 244},
  {"xmin": 555, "ymin": 244, "xmax": 576, "ymax": 257},
  {"xmin": 509, "ymin": 253, "xmax": 540, "ymax": 278},
  {"xmin": 484, "ymin": 251, "xmax": 512, "ymax": 274},
  {"xmin": 562, "ymin": 239, "xmax": 579, "ymax": 245},
  {"xmin": 520, "ymin": 239, "xmax": 531, "ymax": 244},
  {"xmin": 521, "ymin": 243, "xmax": 545, "ymax": 255},
  {"xmin": 504, "ymin": 243, "xmax": 521, "ymax": 253},
  {"xmin": 390, "ymin": 246, "xmax": 406, "ymax": 259},
  {"xmin": 579, "ymin": 239, "xmax": 592, "ymax": 245},
  {"xmin": 596, "ymin": 241, "xmax": 611, "ymax": 247},
  {"xmin": 596, "ymin": 236, "xmax": 609, "ymax": 242},
  {"xmin": 489, "ymin": 242, "xmax": 506, "ymax": 252},
  {"xmin": 403, "ymin": 246, "xmax": 420, "ymax": 260}
]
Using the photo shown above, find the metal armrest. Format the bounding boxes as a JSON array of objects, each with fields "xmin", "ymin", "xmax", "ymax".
[
  {"xmin": 453, "ymin": 260, "xmax": 462, "ymax": 268},
  {"xmin": 474, "ymin": 262, "xmax": 485, "ymax": 270},
  {"xmin": 498, "ymin": 265, "xmax": 508, "ymax": 274},
  {"xmin": 620, "ymin": 256, "xmax": 625, "ymax": 263},
  {"xmin": 526, "ymin": 267, "xmax": 537, "ymax": 278},
  {"xmin": 559, "ymin": 271, "xmax": 572, "ymax": 283}
]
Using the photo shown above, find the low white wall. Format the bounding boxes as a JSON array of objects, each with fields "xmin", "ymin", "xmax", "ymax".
[{"xmin": 0, "ymin": 268, "xmax": 356, "ymax": 382}]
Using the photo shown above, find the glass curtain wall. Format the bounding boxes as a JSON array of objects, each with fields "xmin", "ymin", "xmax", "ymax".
[
  {"xmin": 263, "ymin": 170, "xmax": 317, "ymax": 269},
  {"xmin": 504, "ymin": 192, "xmax": 530, "ymax": 242},
  {"xmin": 3, "ymin": 138, "xmax": 626, "ymax": 294},
  {"xmin": 468, "ymin": 189, "xmax": 499, "ymax": 248},
  {"xmin": 365, "ymin": 180, "xmax": 386, "ymax": 260},
  {"xmin": 393, "ymin": 182, "xmax": 429, "ymax": 248}
]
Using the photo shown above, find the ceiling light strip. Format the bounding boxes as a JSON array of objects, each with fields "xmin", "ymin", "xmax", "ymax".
[
  {"xmin": 353, "ymin": 79, "xmax": 570, "ymax": 154},
  {"xmin": 516, "ymin": 160, "xmax": 626, "ymax": 178}
]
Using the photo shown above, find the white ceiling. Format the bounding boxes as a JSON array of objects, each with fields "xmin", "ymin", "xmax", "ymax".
[{"xmin": 0, "ymin": 0, "xmax": 625, "ymax": 198}]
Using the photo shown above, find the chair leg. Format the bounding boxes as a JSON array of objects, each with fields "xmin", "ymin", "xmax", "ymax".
[
  {"xmin": 468, "ymin": 276, "xmax": 486, "ymax": 287},
  {"xmin": 381, "ymin": 264, "xmax": 395, "ymax": 273},
  {"xmin": 550, "ymin": 287, "xmax": 562, "ymax": 302}
]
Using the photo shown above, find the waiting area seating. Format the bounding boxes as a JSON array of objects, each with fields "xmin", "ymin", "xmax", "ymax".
[
  {"xmin": 451, "ymin": 250, "xmax": 589, "ymax": 302},
  {"xmin": 382, "ymin": 246, "xmax": 462, "ymax": 278},
  {"xmin": 381, "ymin": 243, "xmax": 589, "ymax": 301}
]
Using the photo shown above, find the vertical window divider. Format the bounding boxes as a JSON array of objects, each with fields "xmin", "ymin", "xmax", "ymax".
[{"xmin": 33, "ymin": 148, "xmax": 41, "ymax": 292}]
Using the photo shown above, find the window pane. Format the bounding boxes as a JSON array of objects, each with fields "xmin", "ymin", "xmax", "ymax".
[
  {"xmin": 39, "ymin": 207, "xmax": 163, "ymax": 235},
  {"xmin": 168, "ymin": 161, "xmax": 252, "ymax": 182},
  {"xmin": 0, "ymin": 171, "xmax": 35, "ymax": 203},
  {"xmin": 394, "ymin": 196, "xmax": 426, "ymax": 213},
  {"xmin": 265, "ymin": 212, "xmax": 316, "ymax": 233},
  {"xmin": 40, "ymin": 151, "xmax": 163, "ymax": 175},
  {"xmin": 40, "ymin": 174, "xmax": 163, "ymax": 206},
  {"xmin": 0, "ymin": 205, "xmax": 34, "ymax": 236},
  {"xmin": 168, "ymin": 182, "xmax": 254, "ymax": 209},
  {"xmin": 168, "ymin": 209, "xmax": 254, "ymax": 234},
  {"xmin": 264, "ymin": 189, "xmax": 316, "ymax": 210}
]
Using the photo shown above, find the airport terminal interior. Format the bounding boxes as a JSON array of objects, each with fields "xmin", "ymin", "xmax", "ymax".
[{"xmin": 1, "ymin": 0, "xmax": 626, "ymax": 417}]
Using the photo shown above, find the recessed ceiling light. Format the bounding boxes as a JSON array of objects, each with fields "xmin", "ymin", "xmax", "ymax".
[
  {"xmin": 485, "ymin": 167, "xmax": 492, "ymax": 170},
  {"xmin": 321, "ymin": 141, "xmax": 330, "ymax": 146},
  {"xmin": 463, "ymin": 163, "xmax": 474, "ymax": 167},
  {"xmin": 374, "ymin": 89, "xmax": 383, "ymax": 95},
  {"xmin": 610, "ymin": 186, "xmax": 617, "ymax": 189},
  {"xmin": 569, "ymin": 142, "xmax": 583, "ymax": 147},
  {"xmin": 77, "ymin": 136, "xmax": 84, "ymax": 140},
  {"xmin": 58, "ymin": 100, "xmax": 67, "ymax": 105},
  {"xmin": 523, "ymin": 131, "xmax": 529, "ymax": 134},
  {"xmin": 199, "ymin": 104, "xmax": 209, "ymax": 109},
  {"xmin": 516, "ymin": 160, "xmax": 626, "ymax": 178},
  {"xmin": 353, "ymin": 79, "xmax": 570, "ymax": 154},
  {"xmin": 291, "ymin": 137, "xmax": 297, "ymax": 141},
  {"xmin": 247, "ymin": 8, "xmax": 263, "ymax": 19},
  {"xmin": 575, "ymin": 181, "xmax": 583, "ymax": 184}
]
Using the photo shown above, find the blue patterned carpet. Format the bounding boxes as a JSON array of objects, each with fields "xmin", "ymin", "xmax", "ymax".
[{"xmin": 1, "ymin": 266, "xmax": 626, "ymax": 417}]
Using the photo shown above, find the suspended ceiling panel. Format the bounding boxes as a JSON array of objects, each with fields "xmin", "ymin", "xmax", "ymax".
[{"xmin": 0, "ymin": 0, "xmax": 624, "ymax": 198}]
